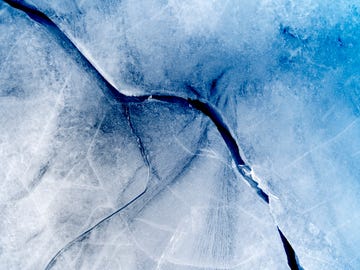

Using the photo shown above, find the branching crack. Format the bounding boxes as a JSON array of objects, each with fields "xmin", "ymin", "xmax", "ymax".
[
  {"xmin": 3, "ymin": 0, "xmax": 303, "ymax": 269},
  {"xmin": 44, "ymin": 189, "xmax": 147, "ymax": 270}
]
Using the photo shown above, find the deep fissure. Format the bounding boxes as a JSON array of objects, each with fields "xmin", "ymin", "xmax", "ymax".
[
  {"xmin": 278, "ymin": 228, "xmax": 303, "ymax": 270},
  {"xmin": 3, "ymin": 0, "xmax": 302, "ymax": 269}
]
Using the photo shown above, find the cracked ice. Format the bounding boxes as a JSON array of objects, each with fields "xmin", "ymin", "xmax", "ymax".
[{"xmin": 1, "ymin": 0, "xmax": 360, "ymax": 269}]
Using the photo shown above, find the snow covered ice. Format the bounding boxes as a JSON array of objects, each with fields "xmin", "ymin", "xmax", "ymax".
[{"xmin": 1, "ymin": 0, "xmax": 360, "ymax": 269}]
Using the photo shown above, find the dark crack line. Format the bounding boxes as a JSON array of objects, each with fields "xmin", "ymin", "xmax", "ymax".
[
  {"xmin": 28, "ymin": 160, "xmax": 50, "ymax": 190},
  {"xmin": 278, "ymin": 228, "xmax": 304, "ymax": 270},
  {"xmin": 44, "ymin": 188, "xmax": 148, "ymax": 270},
  {"xmin": 124, "ymin": 104, "xmax": 152, "ymax": 170},
  {"xmin": 3, "ymin": 1, "xmax": 302, "ymax": 269}
]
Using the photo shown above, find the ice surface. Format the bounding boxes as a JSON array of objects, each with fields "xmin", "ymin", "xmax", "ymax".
[
  {"xmin": 0, "ymin": 5, "xmax": 149, "ymax": 269},
  {"xmin": 1, "ymin": 0, "xmax": 360, "ymax": 269},
  {"xmin": 44, "ymin": 107, "xmax": 289, "ymax": 270}
]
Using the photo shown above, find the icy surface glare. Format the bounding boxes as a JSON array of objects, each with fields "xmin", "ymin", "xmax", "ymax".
[{"xmin": 1, "ymin": 0, "xmax": 360, "ymax": 269}]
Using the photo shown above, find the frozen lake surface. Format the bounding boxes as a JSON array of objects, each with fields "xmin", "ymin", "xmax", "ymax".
[{"xmin": 1, "ymin": 0, "xmax": 360, "ymax": 269}]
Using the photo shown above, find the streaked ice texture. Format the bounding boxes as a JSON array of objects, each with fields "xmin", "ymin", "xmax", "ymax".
[{"xmin": 1, "ymin": 0, "xmax": 360, "ymax": 269}]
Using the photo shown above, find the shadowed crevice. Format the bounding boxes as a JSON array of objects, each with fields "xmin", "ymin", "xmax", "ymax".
[{"xmin": 278, "ymin": 228, "xmax": 304, "ymax": 270}]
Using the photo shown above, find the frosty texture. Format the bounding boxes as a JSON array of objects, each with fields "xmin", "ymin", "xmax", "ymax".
[{"xmin": 1, "ymin": 0, "xmax": 360, "ymax": 269}]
